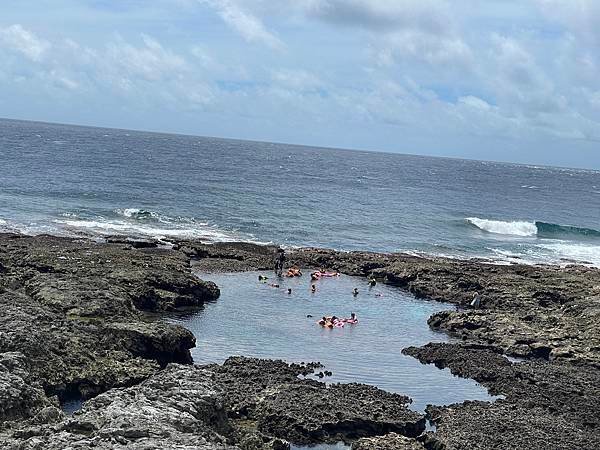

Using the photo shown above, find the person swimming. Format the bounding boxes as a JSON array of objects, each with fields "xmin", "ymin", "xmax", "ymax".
[
  {"xmin": 258, "ymin": 275, "xmax": 268, "ymax": 283},
  {"xmin": 287, "ymin": 288, "xmax": 292, "ymax": 294},
  {"xmin": 286, "ymin": 267, "xmax": 302, "ymax": 277},
  {"xmin": 352, "ymin": 288, "xmax": 359, "ymax": 296},
  {"xmin": 344, "ymin": 312, "xmax": 359, "ymax": 324}
]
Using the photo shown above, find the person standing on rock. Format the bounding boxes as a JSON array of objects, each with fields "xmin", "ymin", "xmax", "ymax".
[
  {"xmin": 274, "ymin": 248, "xmax": 285, "ymax": 277},
  {"xmin": 470, "ymin": 291, "xmax": 482, "ymax": 308}
]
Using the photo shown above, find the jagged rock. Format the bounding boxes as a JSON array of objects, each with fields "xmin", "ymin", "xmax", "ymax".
[
  {"xmin": 403, "ymin": 342, "xmax": 600, "ymax": 429},
  {"xmin": 0, "ymin": 352, "xmax": 53, "ymax": 421},
  {"xmin": 0, "ymin": 359, "xmax": 425, "ymax": 449},
  {"xmin": 352, "ymin": 433, "xmax": 425, "ymax": 450},
  {"xmin": 0, "ymin": 233, "xmax": 219, "ymax": 400},
  {"xmin": 423, "ymin": 401, "xmax": 600, "ymax": 450},
  {"xmin": 212, "ymin": 357, "xmax": 425, "ymax": 445}
]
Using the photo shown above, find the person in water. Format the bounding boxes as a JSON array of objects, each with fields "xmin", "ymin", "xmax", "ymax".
[
  {"xmin": 317, "ymin": 316, "xmax": 327, "ymax": 326},
  {"xmin": 258, "ymin": 275, "xmax": 268, "ymax": 282},
  {"xmin": 286, "ymin": 267, "xmax": 302, "ymax": 277},
  {"xmin": 311, "ymin": 284, "xmax": 317, "ymax": 293},
  {"xmin": 274, "ymin": 248, "xmax": 285, "ymax": 277},
  {"xmin": 287, "ymin": 288, "xmax": 292, "ymax": 295},
  {"xmin": 352, "ymin": 288, "xmax": 359, "ymax": 296},
  {"xmin": 368, "ymin": 276, "xmax": 377, "ymax": 287},
  {"xmin": 310, "ymin": 272, "xmax": 320, "ymax": 281},
  {"xmin": 344, "ymin": 312, "xmax": 358, "ymax": 324}
]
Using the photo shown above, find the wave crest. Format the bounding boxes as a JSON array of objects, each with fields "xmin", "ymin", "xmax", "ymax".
[
  {"xmin": 466, "ymin": 218, "xmax": 537, "ymax": 237},
  {"xmin": 115, "ymin": 208, "xmax": 157, "ymax": 220},
  {"xmin": 466, "ymin": 217, "xmax": 600, "ymax": 240}
]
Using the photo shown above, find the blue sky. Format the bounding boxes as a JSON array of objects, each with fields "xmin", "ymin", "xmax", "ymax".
[{"xmin": 1, "ymin": 0, "xmax": 600, "ymax": 168}]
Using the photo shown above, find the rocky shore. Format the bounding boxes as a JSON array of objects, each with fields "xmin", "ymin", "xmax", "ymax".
[{"xmin": 1, "ymin": 233, "xmax": 599, "ymax": 449}]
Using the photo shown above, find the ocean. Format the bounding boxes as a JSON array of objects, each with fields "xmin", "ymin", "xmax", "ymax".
[{"xmin": 1, "ymin": 118, "xmax": 599, "ymax": 266}]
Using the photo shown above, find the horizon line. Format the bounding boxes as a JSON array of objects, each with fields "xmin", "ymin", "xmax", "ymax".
[{"xmin": 1, "ymin": 115, "xmax": 598, "ymax": 173}]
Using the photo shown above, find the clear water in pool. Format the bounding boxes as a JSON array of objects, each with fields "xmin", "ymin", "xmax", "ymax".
[{"xmin": 167, "ymin": 271, "xmax": 497, "ymax": 411}]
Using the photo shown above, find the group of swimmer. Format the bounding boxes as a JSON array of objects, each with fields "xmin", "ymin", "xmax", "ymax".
[
  {"xmin": 317, "ymin": 312, "xmax": 358, "ymax": 328},
  {"xmin": 262, "ymin": 249, "xmax": 389, "ymax": 329}
]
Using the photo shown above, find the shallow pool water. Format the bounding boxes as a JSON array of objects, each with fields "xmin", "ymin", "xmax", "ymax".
[{"xmin": 168, "ymin": 271, "xmax": 496, "ymax": 411}]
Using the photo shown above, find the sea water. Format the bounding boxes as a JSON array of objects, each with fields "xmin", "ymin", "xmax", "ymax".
[
  {"xmin": 167, "ymin": 271, "xmax": 498, "ymax": 412},
  {"xmin": 1, "ymin": 118, "xmax": 600, "ymax": 266}
]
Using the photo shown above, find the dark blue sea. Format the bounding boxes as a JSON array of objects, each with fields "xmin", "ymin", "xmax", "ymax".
[{"xmin": 2, "ymin": 118, "xmax": 600, "ymax": 266}]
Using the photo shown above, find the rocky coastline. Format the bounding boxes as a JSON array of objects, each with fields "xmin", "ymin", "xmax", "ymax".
[{"xmin": 1, "ymin": 233, "xmax": 599, "ymax": 449}]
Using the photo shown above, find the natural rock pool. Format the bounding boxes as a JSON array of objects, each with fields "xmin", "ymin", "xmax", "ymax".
[{"xmin": 168, "ymin": 271, "xmax": 497, "ymax": 412}]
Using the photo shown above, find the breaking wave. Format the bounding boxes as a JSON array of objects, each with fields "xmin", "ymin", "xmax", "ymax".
[
  {"xmin": 466, "ymin": 217, "xmax": 600, "ymax": 239},
  {"xmin": 50, "ymin": 208, "xmax": 265, "ymax": 244},
  {"xmin": 465, "ymin": 218, "xmax": 537, "ymax": 237}
]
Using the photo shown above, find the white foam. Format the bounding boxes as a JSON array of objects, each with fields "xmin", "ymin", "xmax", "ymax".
[
  {"xmin": 466, "ymin": 217, "xmax": 537, "ymax": 237},
  {"xmin": 52, "ymin": 217, "xmax": 271, "ymax": 245},
  {"xmin": 54, "ymin": 218, "xmax": 233, "ymax": 241},
  {"xmin": 538, "ymin": 241, "xmax": 600, "ymax": 266},
  {"xmin": 114, "ymin": 208, "xmax": 208, "ymax": 226},
  {"xmin": 118, "ymin": 208, "xmax": 143, "ymax": 218}
]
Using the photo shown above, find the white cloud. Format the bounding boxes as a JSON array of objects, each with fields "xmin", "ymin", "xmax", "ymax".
[
  {"xmin": 380, "ymin": 29, "xmax": 472, "ymax": 67},
  {"xmin": 2, "ymin": 0, "xmax": 600, "ymax": 165},
  {"xmin": 271, "ymin": 69, "xmax": 322, "ymax": 91},
  {"xmin": 198, "ymin": 0, "xmax": 284, "ymax": 49},
  {"xmin": 459, "ymin": 95, "xmax": 491, "ymax": 111},
  {"xmin": 106, "ymin": 34, "xmax": 187, "ymax": 83},
  {"xmin": 0, "ymin": 24, "xmax": 50, "ymax": 62}
]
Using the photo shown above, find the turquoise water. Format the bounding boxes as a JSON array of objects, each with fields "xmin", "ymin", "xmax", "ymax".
[{"xmin": 168, "ymin": 271, "xmax": 497, "ymax": 412}]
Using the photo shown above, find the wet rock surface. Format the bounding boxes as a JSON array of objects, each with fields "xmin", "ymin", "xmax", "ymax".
[{"xmin": 0, "ymin": 233, "xmax": 219, "ymax": 401}]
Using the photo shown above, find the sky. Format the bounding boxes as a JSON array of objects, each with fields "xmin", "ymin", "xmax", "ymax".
[{"xmin": 1, "ymin": 0, "xmax": 600, "ymax": 169}]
